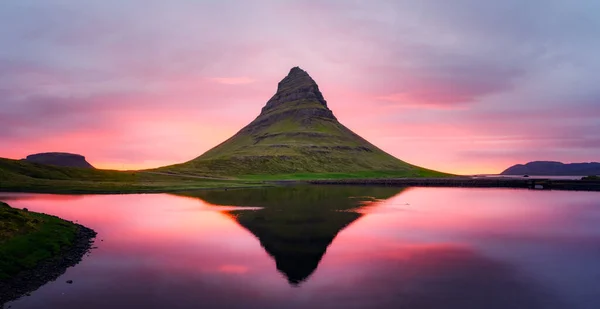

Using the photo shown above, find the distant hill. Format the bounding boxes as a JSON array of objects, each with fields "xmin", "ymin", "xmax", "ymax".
[
  {"xmin": 162, "ymin": 67, "xmax": 447, "ymax": 178},
  {"xmin": 501, "ymin": 161, "xmax": 600, "ymax": 176},
  {"xmin": 23, "ymin": 152, "xmax": 94, "ymax": 169}
]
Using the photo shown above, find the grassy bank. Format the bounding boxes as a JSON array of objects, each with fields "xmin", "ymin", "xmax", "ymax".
[
  {"xmin": 0, "ymin": 157, "xmax": 453, "ymax": 194},
  {"xmin": 0, "ymin": 201, "xmax": 77, "ymax": 279},
  {"xmin": 0, "ymin": 158, "xmax": 265, "ymax": 193}
]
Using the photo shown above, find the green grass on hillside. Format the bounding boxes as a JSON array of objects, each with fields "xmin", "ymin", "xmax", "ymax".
[
  {"xmin": 160, "ymin": 117, "xmax": 452, "ymax": 177},
  {"xmin": 239, "ymin": 169, "xmax": 451, "ymax": 180},
  {"xmin": 0, "ymin": 201, "xmax": 77, "ymax": 279},
  {"xmin": 0, "ymin": 155, "xmax": 452, "ymax": 194},
  {"xmin": 162, "ymin": 97, "xmax": 452, "ymax": 178}
]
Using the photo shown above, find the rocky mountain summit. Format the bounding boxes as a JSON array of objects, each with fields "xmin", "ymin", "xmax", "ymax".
[
  {"xmin": 501, "ymin": 161, "xmax": 600, "ymax": 176},
  {"xmin": 261, "ymin": 66, "xmax": 330, "ymax": 114},
  {"xmin": 243, "ymin": 67, "xmax": 336, "ymax": 134},
  {"xmin": 165, "ymin": 67, "xmax": 442, "ymax": 176},
  {"xmin": 23, "ymin": 152, "xmax": 94, "ymax": 169}
]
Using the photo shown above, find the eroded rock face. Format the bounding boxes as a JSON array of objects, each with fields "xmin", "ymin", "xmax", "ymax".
[
  {"xmin": 243, "ymin": 67, "xmax": 336, "ymax": 134},
  {"xmin": 24, "ymin": 152, "xmax": 94, "ymax": 169},
  {"xmin": 261, "ymin": 67, "xmax": 329, "ymax": 113}
]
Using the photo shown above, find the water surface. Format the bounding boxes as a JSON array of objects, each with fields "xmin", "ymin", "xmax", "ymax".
[{"xmin": 2, "ymin": 186, "xmax": 600, "ymax": 309}]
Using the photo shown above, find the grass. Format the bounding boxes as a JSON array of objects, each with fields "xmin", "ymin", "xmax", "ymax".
[
  {"xmin": 0, "ymin": 154, "xmax": 451, "ymax": 194},
  {"xmin": 159, "ymin": 110, "xmax": 453, "ymax": 178},
  {"xmin": 239, "ymin": 169, "xmax": 451, "ymax": 180},
  {"xmin": 0, "ymin": 158, "xmax": 264, "ymax": 193},
  {"xmin": 0, "ymin": 201, "xmax": 78, "ymax": 279}
]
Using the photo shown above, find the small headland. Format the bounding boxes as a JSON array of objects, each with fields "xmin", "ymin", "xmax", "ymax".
[{"xmin": 0, "ymin": 201, "xmax": 96, "ymax": 304}]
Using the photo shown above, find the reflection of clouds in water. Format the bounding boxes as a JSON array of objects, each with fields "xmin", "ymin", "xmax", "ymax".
[
  {"xmin": 317, "ymin": 244, "xmax": 566, "ymax": 309},
  {"xmin": 165, "ymin": 206, "xmax": 263, "ymax": 212},
  {"xmin": 6, "ymin": 188, "xmax": 597, "ymax": 309},
  {"xmin": 13, "ymin": 239, "xmax": 566, "ymax": 309},
  {"xmin": 217, "ymin": 264, "xmax": 249, "ymax": 274}
]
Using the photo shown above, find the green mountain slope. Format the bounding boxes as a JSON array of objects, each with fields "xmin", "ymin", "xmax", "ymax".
[{"xmin": 163, "ymin": 67, "xmax": 447, "ymax": 178}]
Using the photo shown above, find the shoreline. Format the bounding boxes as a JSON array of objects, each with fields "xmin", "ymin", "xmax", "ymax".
[
  {"xmin": 1, "ymin": 178, "xmax": 599, "ymax": 195},
  {"xmin": 0, "ymin": 224, "xmax": 97, "ymax": 305},
  {"xmin": 0, "ymin": 184, "xmax": 271, "ymax": 195},
  {"xmin": 305, "ymin": 177, "xmax": 600, "ymax": 191}
]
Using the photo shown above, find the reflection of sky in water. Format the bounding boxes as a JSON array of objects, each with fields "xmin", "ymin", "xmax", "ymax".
[{"xmin": 2, "ymin": 187, "xmax": 600, "ymax": 309}]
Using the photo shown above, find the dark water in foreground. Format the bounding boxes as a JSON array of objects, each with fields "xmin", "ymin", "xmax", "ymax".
[{"xmin": 2, "ymin": 186, "xmax": 600, "ymax": 309}]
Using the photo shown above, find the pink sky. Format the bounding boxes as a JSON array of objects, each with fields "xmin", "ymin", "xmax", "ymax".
[{"xmin": 1, "ymin": 1, "xmax": 599, "ymax": 175}]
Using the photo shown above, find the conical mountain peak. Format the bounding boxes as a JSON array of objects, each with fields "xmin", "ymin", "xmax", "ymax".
[
  {"xmin": 171, "ymin": 67, "xmax": 441, "ymax": 178},
  {"xmin": 277, "ymin": 66, "xmax": 315, "ymax": 90},
  {"xmin": 262, "ymin": 66, "xmax": 328, "ymax": 114}
]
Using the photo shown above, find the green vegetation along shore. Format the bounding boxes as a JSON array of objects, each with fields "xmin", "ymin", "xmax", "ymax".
[
  {"xmin": 0, "ymin": 201, "xmax": 96, "ymax": 303},
  {"xmin": 0, "ymin": 158, "xmax": 266, "ymax": 194},
  {"xmin": 3, "ymin": 157, "xmax": 600, "ymax": 193},
  {"xmin": 0, "ymin": 201, "xmax": 76, "ymax": 279},
  {"xmin": 0, "ymin": 157, "xmax": 451, "ymax": 194}
]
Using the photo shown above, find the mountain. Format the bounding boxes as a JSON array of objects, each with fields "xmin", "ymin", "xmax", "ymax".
[
  {"xmin": 501, "ymin": 161, "xmax": 600, "ymax": 176},
  {"xmin": 164, "ymin": 67, "xmax": 446, "ymax": 177},
  {"xmin": 23, "ymin": 152, "xmax": 94, "ymax": 169},
  {"xmin": 177, "ymin": 186, "xmax": 404, "ymax": 285}
]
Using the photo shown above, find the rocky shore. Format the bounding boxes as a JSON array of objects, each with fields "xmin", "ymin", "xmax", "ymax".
[{"xmin": 0, "ymin": 225, "xmax": 97, "ymax": 305}]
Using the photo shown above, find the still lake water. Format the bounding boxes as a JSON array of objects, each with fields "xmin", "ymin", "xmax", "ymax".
[{"xmin": 2, "ymin": 186, "xmax": 600, "ymax": 309}]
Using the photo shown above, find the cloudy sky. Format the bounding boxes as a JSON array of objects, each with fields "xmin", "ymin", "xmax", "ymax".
[{"xmin": 1, "ymin": 0, "xmax": 599, "ymax": 174}]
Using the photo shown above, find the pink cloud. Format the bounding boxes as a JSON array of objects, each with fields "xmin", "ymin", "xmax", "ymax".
[
  {"xmin": 209, "ymin": 77, "xmax": 256, "ymax": 85},
  {"xmin": 1, "ymin": 0, "xmax": 599, "ymax": 174},
  {"xmin": 374, "ymin": 93, "xmax": 471, "ymax": 110}
]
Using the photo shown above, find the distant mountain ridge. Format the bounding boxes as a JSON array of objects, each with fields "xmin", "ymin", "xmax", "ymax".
[
  {"xmin": 501, "ymin": 161, "xmax": 600, "ymax": 176},
  {"xmin": 23, "ymin": 152, "xmax": 95, "ymax": 169}
]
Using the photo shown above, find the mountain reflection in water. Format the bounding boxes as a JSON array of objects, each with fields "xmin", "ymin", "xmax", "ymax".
[
  {"xmin": 176, "ymin": 186, "xmax": 564, "ymax": 309},
  {"xmin": 176, "ymin": 186, "xmax": 401, "ymax": 285}
]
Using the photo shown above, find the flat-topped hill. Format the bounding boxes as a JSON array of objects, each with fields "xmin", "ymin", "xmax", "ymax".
[{"xmin": 23, "ymin": 152, "xmax": 94, "ymax": 169}]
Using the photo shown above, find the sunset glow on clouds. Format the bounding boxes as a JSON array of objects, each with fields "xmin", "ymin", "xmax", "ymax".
[{"xmin": 1, "ymin": 0, "xmax": 599, "ymax": 174}]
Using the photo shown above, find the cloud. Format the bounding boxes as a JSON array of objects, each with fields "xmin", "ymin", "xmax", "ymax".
[
  {"xmin": 0, "ymin": 0, "xmax": 599, "ymax": 173},
  {"xmin": 209, "ymin": 77, "xmax": 256, "ymax": 85}
]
